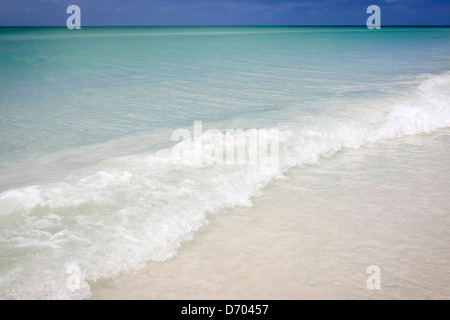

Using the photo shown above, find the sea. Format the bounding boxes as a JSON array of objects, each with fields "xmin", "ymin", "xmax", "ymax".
[{"xmin": 0, "ymin": 27, "xmax": 449, "ymax": 299}]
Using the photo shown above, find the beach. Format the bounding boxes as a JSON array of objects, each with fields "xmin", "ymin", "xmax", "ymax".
[
  {"xmin": 0, "ymin": 27, "xmax": 449, "ymax": 299},
  {"xmin": 91, "ymin": 129, "xmax": 450, "ymax": 299}
]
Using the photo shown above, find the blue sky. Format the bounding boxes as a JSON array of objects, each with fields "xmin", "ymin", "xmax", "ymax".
[{"xmin": 0, "ymin": 0, "xmax": 449, "ymax": 26}]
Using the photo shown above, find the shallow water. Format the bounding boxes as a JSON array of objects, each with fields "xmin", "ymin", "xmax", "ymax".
[
  {"xmin": 0, "ymin": 27, "xmax": 449, "ymax": 299},
  {"xmin": 92, "ymin": 130, "xmax": 450, "ymax": 299}
]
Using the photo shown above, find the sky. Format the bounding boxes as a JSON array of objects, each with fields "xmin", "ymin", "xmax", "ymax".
[{"xmin": 0, "ymin": 0, "xmax": 449, "ymax": 26}]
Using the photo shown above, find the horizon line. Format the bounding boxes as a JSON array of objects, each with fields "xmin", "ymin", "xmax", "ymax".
[{"xmin": 1, "ymin": 25, "xmax": 450, "ymax": 28}]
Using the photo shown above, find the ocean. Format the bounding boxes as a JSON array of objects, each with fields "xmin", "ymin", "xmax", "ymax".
[{"xmin": 0, "ymin": 27, "xmax": 449, "ymax": 299}]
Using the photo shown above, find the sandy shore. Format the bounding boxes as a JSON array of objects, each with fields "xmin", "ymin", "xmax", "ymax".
[{"xmin": 91, "ymin": 130, "xmax": 450, "ymax": 299}]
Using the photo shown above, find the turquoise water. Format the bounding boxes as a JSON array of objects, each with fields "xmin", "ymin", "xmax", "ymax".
[
  {"xmin": 0, "ymin": 27, "xmax": 449, "ymax": 299},
  {"xmin": 1, "ymin": 27, "xmax": 449, "ymax": 168}
]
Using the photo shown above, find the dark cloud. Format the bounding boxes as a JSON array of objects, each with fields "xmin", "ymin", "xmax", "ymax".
[{"xmin": 0, "ymin": 0, "xmax": 448, "ymax": 26}]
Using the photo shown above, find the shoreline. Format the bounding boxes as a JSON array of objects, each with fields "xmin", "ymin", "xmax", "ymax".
[{"xmin": 91, "ymin": 129, "xmax": 450, "ymax": 299}]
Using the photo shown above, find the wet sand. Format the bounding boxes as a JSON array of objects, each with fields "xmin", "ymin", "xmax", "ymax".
[{"xmin": 91, "ymin": 130, "xmax": 450, "ymax": 299}]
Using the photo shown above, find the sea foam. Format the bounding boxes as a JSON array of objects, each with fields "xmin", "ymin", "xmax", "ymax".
[{"xmin": 0, "ymin": 72, "xmax": 449, "ymax": 299}]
